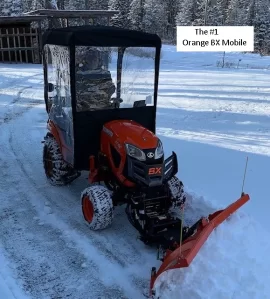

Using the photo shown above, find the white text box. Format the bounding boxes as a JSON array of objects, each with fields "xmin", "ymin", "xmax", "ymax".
[{"xmin": 177, "ymin": 26, "xmax": 254, "ymax": 52}]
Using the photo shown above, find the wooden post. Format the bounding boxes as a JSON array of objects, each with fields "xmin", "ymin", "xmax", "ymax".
[
  {"xmin": 30, "ymin": 27, "xmax": 34, "ymax": 63},
  {"xmin": 17, "ymin": 27, "xmax": 22, "ymax": 62},
  {"xmin": 12, "ymin": 28, "xmax": 17, "ymax": 63},
  {"xmin": 6, "ymin": 28, "xmax": 11, "ymax": 62},
  {"xmin": 23, "ymin": 27, "xmax": 28, "ymax": 63},
  {"xmin": 0, "ymin": 28, "xmax": 3, "ymax": 62},
  {"xmin": 38, "ymin": 20, "xmax": 43, "ymax": 63}
]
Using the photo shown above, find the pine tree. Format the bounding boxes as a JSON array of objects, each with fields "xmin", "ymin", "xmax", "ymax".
[
  {"xmin": 253, "ymin": 0, "xmax": 270, "ymax": 54},
  {"xmin": 208, "ymin": 0, "xmax": 228, "ymax": 25},
  {"xmin": 245, "ymin": 0, "xmax": 256, "ymax": 26},
  {"xmin": 128, "ymin": 0, "xmax": 144, "ymax": 31},
  {"xmin": 108, "ymin": 0, "xmax": 131, "ymax": 28},
  {"xmin": 87, "ymin": 0, "xmax": 109, "ymax": 9},
  {"xmin": 163, "ymin": 0, "xmax": 181, "ymax": 41},
  {"xmin": 1, "ymin": 0, "xmax": 23, "ymax": 16},
  {"xmin": 68, "ymin": 0, "xmax": 85, "ymax": 10},
  {"xmin": 143, "ymin": 0, "xmax": 166, "ymax": 36},
  {"xmin": 176, "ymin": 0, "xmax": 196, "ymax": 26},
  {"xmin": 225, "ymin": 0, "xmax": 247, "ymax": 25},
  {"xmin": 192, "ymin": 0, "xmax": 208, "ymax": 26}
]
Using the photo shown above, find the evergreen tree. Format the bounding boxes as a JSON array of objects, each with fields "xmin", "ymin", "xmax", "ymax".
[
  {"xmin": 128, "ymin": 0, "xmax": 144, "ymax": 31},
  {"xmin": 225, "ymin": 0, "xmax": 247, "ymax": 25},
  {"xmin": 208, "ymin": 0, "xmax": 228, "ymax": 25},
  {"xmin": 176, "ymin": 0, "xmax": 196, "ymax": 26},
  {"xmin": 254, "ymin": 0, "xmax": 270, "ymax": 54},
  {"xmin": 245, "ymin": 0, "xmax": 256, "ymax": 26},
  {"xmin": 192, "ymin": 0, "xmax": 208, "ymax": 26},
  {"xmin": 87, "ymin": 0, "xmax": 109, "ymax": 9},
  {"xmin": 1, "ymin": 0, "xmax": 23, "ymax": 16},
  {"xmin": 163, "ymin": 0, "xmax": 181, "ymax": 41},
  {"xmin": 108, "ymin": 0, "xmax": 131, "ymax": 28},
  {"xmin": 143, "ymin": 0, "xmax": 166, "ymax": 37},
  {"xmin": 68, "ymin": 0, "xmax": 84, "ymax": 10}
]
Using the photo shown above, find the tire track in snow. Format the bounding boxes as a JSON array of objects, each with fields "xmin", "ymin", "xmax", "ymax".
[
  {"xmin": 0, "ymin": 70, "xmax": 40, "ymax": 89},
  {"xmin": 0, "ymin": 71, "xmax": 43, "ymax": 125},
  {"xmin": 0, "ymin": 88, "xmax": 44, "ymax": 125}
]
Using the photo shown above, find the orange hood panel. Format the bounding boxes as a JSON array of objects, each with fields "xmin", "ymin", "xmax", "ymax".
[{"xmin": 104, "ymin": 120, "xmax": 158, "ymax": 149}]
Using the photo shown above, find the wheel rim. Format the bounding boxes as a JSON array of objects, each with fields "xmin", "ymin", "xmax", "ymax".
[{"xmin": 82, "ymin": 196, "xmax": 94, "ymax": 222}]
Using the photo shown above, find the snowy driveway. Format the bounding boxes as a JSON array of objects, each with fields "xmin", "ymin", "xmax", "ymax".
[{"xmin": 1, "ymin": 48, "xmax": 270, "ymax": 299}]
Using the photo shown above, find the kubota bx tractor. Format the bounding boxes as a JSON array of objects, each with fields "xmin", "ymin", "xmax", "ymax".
[{"xmin": 41, "ymin": 25, "xmax": 250, "ymax": 297}]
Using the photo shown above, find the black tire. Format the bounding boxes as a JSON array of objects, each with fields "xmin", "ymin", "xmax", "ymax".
[
  {"xmin": 167, "ymin": 175, "xmax": 186, "ymax": 209},
  {"xmin": 81, "ymin": 185, "xmax": 114, "ymax": 230},
  {"xmin": 43, "ymin": 134, "xmax": 79, "ymax": 186}
]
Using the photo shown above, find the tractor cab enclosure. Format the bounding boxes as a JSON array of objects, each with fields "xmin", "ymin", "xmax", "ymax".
[{"xmin": 42, "ymin": 25, "xmax": 162, "ymax": 170}]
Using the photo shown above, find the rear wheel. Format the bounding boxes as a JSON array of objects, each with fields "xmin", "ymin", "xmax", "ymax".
[
  {"xmin": 43, "ymin": 134, "xmax": 79, "ymax": 186},
  {"xmin": 167, "ymin": 176, "xmax": 186, "ymax": 209},
  {"xmin": 81, "ymin": 185, "xmax": 114, "ymax": 230}
]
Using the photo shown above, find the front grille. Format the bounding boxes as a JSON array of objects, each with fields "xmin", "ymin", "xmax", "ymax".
[{"xmin": 124, "ymin": 152, "xmax": 177, "ymax": 187}]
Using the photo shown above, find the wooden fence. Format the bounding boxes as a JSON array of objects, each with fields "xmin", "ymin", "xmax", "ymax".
[{"xmin": 0, "ymin": 26, "xmax": 41, "ymax": 63}]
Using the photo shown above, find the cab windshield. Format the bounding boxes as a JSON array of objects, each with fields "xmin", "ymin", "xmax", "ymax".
[{"xmin": 75, "ymin": 46, "xmax": 156, "ymax": 111}]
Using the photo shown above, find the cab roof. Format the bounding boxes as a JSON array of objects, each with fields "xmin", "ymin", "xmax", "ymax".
[{"xmin": 42, "ymin": 25, "xmax": 161, "ymax": 48}]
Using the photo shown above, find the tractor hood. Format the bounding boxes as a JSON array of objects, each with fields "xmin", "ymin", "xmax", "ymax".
[{"xmin": 103, "ymin": 119, "xmax": 158, "ymax": 149}]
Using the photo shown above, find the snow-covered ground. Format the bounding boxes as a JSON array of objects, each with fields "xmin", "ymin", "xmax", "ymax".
[
  {"xmin": 1, "ymin": 45, "xmax": 270, "ymax": 299},
  {"xmin": 0, "ymin": 248, "xmax": 30, "ymax": 299}
]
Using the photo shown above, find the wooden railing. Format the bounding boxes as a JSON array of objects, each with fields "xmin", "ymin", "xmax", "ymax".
[{"xmin": 0, "ymin": 27, "xmax": 41, "ymax": 63}]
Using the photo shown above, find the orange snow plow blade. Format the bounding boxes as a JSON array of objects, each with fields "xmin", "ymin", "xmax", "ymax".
[{"xmin": 149, "ymin": 193, "xmax": 250, "ymax": 297}]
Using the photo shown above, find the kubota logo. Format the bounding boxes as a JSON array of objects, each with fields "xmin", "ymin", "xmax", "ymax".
[
  {"xmin": 148, "ymin": 167, "xmax": 162, "ymax": 175},
  {"xmin": 147, "ymin": 152, "xmax": 154, "ymax": 158}
]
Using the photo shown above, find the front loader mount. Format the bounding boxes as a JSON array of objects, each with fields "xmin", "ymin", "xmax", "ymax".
[{"xmin": 149, "ymin": 193, "xmax": 250, "ymax": 298}]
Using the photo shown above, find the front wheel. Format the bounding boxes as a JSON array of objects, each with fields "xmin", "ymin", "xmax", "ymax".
[
  {"xmin": 167, "ymin": 176, "xmax": 186, "ymax": 209},
  {"xmin": 81, "ymin": 185, "xmax": 114, "ymax": 230}
]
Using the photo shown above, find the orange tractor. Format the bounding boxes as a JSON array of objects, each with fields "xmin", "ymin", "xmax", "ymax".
[{"xmin": 41, "ymin": 25, "xmax": 250, "ymax": 297}]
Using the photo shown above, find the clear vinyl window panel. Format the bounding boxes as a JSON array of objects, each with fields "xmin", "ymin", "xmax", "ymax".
[
  {"xmin": 75, "ymin": 46, "xmax": 156, "ymax": 111},
  {"xmin": 44, "ymin": 44, "xmax": 74, "ymax": 164},
  {"xmin": 119, "ymin": 47, "xmax": 155, "ymax": 108}
]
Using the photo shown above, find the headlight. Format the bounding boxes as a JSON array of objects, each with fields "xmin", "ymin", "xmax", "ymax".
[
  {"xmin": 155, "ymin": 139, "xmax": 164, "ymax": 159},
  {"xmin": 125, "ymin": 144, "xmax": 146, "ymax": 161}
]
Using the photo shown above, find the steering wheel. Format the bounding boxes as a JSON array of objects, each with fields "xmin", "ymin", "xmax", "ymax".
[{"xmin": 110, "ymin": 97, "xmax": 123, "ymax": 108}]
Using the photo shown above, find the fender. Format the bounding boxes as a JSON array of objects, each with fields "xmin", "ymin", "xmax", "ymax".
[
  {"xmin": 47, "ymin": 120, "xmax": 62, "ymax": 151},
  {"xmin": 47, "ymin": 120, "xmax": 72, "ymax": 163}
]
